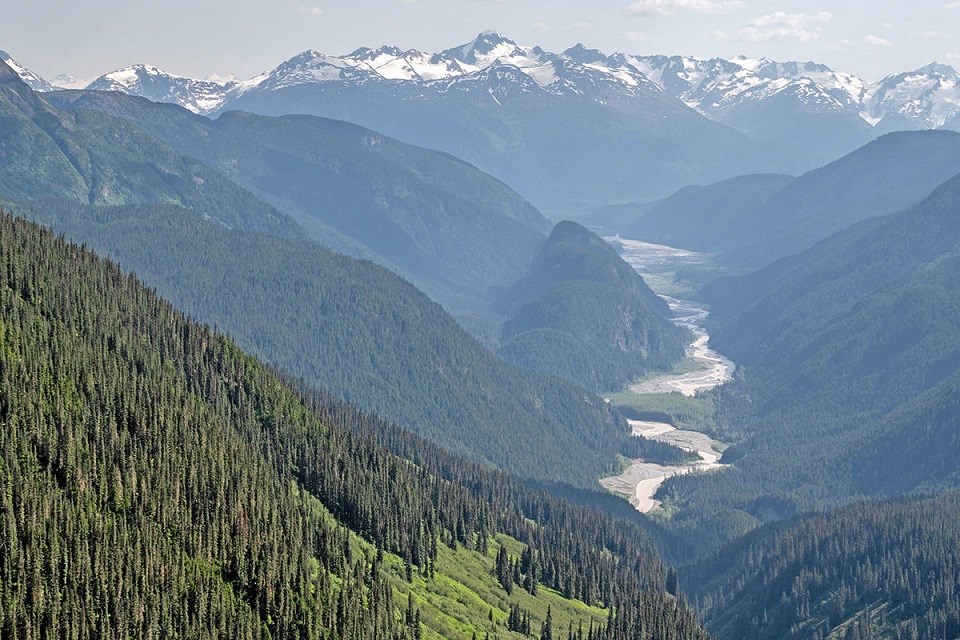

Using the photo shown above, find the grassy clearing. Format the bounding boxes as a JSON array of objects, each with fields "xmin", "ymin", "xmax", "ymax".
[
  {"xmin": 392, "ymin": 536, "xmax": 607, "ymax": 640},
  {"xmin": 638, "ymin": 272, "xmax": 695, "ymax": 297},
  {"xmin": 296, "ymin": 483, "xmax": 607, "ymax": 640}
]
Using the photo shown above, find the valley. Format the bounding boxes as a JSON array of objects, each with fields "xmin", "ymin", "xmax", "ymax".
[
  {"xmin": 5, "ymin": 17, "xmax": 960, "ymax": 639},
  {"xmin": 600, "ymin": 238, "xmax": 732, "ymax": 514},
  {"xmin": 600, "ymin": 419, "xmax": 726, "ymax": 513}
]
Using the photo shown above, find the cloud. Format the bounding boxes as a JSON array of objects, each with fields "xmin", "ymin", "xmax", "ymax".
[
  {"xmin": 626, "ymin": 0, "xmax": 746, "ymax": 17},
  {"xmin": 297, "ymin": 6, "xmax": 324, "ymax": 15},
  {"xmin": 737, "ymin": 11, "xmax": 831, "ymax": 42},
  {"xmin": 946, "ymin": 1, "xmax": 960, "ymax": 8},
  {"xmin": 710, "ymin": 30, "xmax": 730, "ymax": 41},
  {"xmin": 863, "ymin": 34, "xmax": 893, "ymax": 46}
]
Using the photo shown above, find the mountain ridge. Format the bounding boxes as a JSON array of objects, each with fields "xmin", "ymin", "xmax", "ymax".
[{"xmin": 10, "ymin": 36, "xmax": 960, "ymax": 137}]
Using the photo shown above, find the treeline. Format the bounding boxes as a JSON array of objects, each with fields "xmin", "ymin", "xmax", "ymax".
[
  {"xmin": 0, "ymin": 212, "xmax": 708, "ymax": 639},
  {"xmin": 686, "ymin": 492, "xmax": 960, "ymax": 640}
]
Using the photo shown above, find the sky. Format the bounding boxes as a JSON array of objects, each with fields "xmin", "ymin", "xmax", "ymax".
[{"xmin": 4, "ymin": 0, "xmax": 960, "ymax": 83}]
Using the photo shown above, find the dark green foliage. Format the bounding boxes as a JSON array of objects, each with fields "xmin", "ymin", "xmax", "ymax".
[
  {"xmin": 48, "ymin": 88, "xmax": 549, "ymax": 314},
  {"xmin": 499, "ymin": 222, "xmax": 687, "ymax": 392},
  {"xmin": 542, "ymin": 606, "xmax": 554, "ymax": 640},
  {"xmin": 508, "ymin": 604, "xmax": 533, "ymax": 635},
  {"xmin": 619, "ymin": 436, "xmax": 698, "ymax": 467},
  {"xmin": 657, "ymin": 169, "xmax": 960, "ymax": 558},
  {"xmin": 16, "ymin": 199, "xmax": 629, "ymax": 485},
  {"xmin": 688, "ymin": 493, "xmax": 960, "ymax": 640},
  {"xmin": 0, "ymin": 212, "xmax": 708, "ymax": 640}
]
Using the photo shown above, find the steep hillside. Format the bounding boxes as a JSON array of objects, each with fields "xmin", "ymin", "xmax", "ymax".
[
  {"xmin": 499, "ymin": 222, "xmax": 687, "ymax": 392},
  {"xmin": 619, "ymin": 174, "xmax": 793, "ymax": 251},
  {"xmin": 652, "ymin": 171, "xmax": 960, "ymax": 556},
  {"xmin": 0, "ymin": 59, "xmax": 297, "ymax": 237},
  {"xmin": 723, "ymin": 130, "xmax": 960, "ymax": 268},
  {"xmin": 0, "ymin": 63, "xmax": 637, "ymax": 485},
  {"xmin": 16, "ymin": 199, "xmax": 629, "ymax": 485},
  {"xmin": 48, "ymin": 88, "xmax": 549, "ymax": 315},
  {"xmin": 616, "ymin": 132, "xmax": 960, "ymax": 267},
  {"xmin": 0, "ymin": 211, "xmax": 710, "ymax": 639},
  {"xmin": 688, "ymin": 493, "xmax": 960, "ymax": 640}
]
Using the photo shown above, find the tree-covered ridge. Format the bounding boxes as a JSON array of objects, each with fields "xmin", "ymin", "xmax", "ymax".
[
  {"xmin": 646, "ymin": 170, "xmax": 960, "ymax": 558},
  {"xmin": 0, "ymin": 212, "xmax": 709, "ymax": 639},
  {"xmin": 687, "ymin": 492, "xmax": 960, "ymax": 640},
  {"xmin": 15, "ymin": 199, "xmax": 631, "ymax": 485},
  {"xmin": 500, "ymin": 221, "xmax": 687, "ymax": 392},
  {"xmin": 0, "ymin": 59, "xmax": 298, "ymax": 238},
  {"xmin": 618, "ymin": 173, "xmax": 793, "ymax": 252},
  {"xmin": 47, "ymin": 87, "xmax": 550, "ymax": 318}
]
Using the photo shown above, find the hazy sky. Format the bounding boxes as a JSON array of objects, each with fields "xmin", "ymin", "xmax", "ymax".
[{"xmin": 4, "ymin": 0, "xmax": 960, "ymax": 82}]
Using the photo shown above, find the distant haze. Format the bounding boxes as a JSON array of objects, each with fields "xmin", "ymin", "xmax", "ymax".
[{"xmin": 4, "ymin": 0, "xmax": 960, "ymax": 82}]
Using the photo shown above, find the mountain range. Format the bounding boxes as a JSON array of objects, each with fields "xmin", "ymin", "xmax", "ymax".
[
  {"xmin": 45, "ymin": 88, "xmax": 549, "ymax": 328},
  {"xmin": 7, "ymin": 35, "xmax": 960, "ymax": 212},
  {"xmin": 7, "ymin": 28, "xmax": 960, "ymax": 640}
]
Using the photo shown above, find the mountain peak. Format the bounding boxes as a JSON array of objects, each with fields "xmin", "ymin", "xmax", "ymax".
[
  {"xmin": 447, "ymin": 31, "xmax": 520, "ymax": 64},
  {"xmin": 730, "ymin": 55, "xmax": 770, "ymax": 72},
  {"xmin": 472, "ymin": 30, "xmax": 516, "ymax": 49},
  {"xmin": 349, "ymin": 45, "xmax": 405, "ymax": 60},
  {"xmin": 0, "ymin": 50, "xmax": 54, "ymax": 91},
  {"xmin": 0, "ymin": 57, "xmax": 21, "ymax": 83},
  {"xmin": 281, "ymin": 50, "xmax": 329, "ymax": 67},
  {"xmin": 917, "ymin": 61, "xmax": 958, "ymax": 77},
  {"xmin": 561, "ymin": 43, "xmax": 607, "ymax": 65}
]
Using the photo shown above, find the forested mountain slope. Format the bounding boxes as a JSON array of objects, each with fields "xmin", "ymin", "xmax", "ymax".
[
  {"xmin": 687, "ymin": 493, "xmax": 960, "ymax": 640},
  {"xmin": 0, "ymin": 59, "xmax": 642, "ymax": 485},
  {"xmin": 47, "ymin": 88, "xmax": 549, "ymax": 317},
  {"xmin": 499, "ymin": 221, "xmax": 687, "ymax": 392},
  {"xmin": 0, "ymin": 58, "xmax": 296, "ymax": 237},
  {"xmin": 722, "ymin": 130, "xmax": 960, "ymax": 269},
  {"xmin": 653, "ymin": 170, "xmax": 960, "ymax": 557},
  {"xmin": 608, "ymin": 132, "xmax": 960, "ymax": 272},
  {"xmin": 616, "ymin": 174, "xmax": 793, "ymax": 252},
  {"xmin": 15, "ymin": 199, "xmax": 629, "ymax": 485},
  {"xmin": 0, "ymin": 211, "xmax": 710, "ymax": 640}
]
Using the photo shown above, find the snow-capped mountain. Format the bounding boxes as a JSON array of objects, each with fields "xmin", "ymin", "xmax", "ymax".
[
  {"xmin": 7, "ymin": 34, "xmax": 960, "ymax": 208},
  {"xmin": 6, "ymin": 35, "xmax": 960, "ymax": 132},
  {"xmin": 0, "ymin": 50, "xmax": 53, "ymax": 92},
  {"xmin": 240, "ymin": 32, "xmax": 662, "ymax": 101},
  {"xmin": 84, "ymin": 64, "xmax": 242, "ymax": 114},
  {"xmin": 626, "ymin": 54, "xmax": 867, "ymax": 117},
  {"xmin": 863, "ymin": 63, "xmax": 960, "ymax": 130}
]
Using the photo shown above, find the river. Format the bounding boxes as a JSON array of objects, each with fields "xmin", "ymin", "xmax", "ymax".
[{"xmin": 599, "ymin": 238, "xmax": 734, "ymax": 513}]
